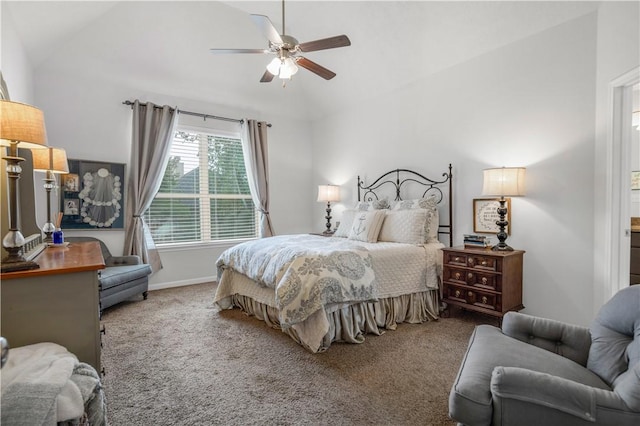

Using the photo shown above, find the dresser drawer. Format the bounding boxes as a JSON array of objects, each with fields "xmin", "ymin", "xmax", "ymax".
[
  {"xmin": 466, "ymin": 254, "xmax": 498, "ymax": 271},
  {"xmin": 466, "ymin": 271, "xmax": 500, "ymax": 291},
  {"xmin": 443, "ymin": 284, "xmax": 499, "ymax": 311},
  {"xmin": 443, "ymin": 267, "xmax": 468, "ymax": 284},
  {"xmin": 444, "ymin": 252, "xmax": 467, "ymax": 267}
]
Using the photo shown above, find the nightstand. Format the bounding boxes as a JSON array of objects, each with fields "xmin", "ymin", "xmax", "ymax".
[{"xmin": 441, "ymin": 246, "xmax": 525, "ymax": 319}]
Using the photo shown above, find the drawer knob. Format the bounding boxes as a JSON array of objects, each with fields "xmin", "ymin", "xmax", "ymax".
[
  {"xmin": 482, "ymin": 277, "xmax": 488, "ymax": 285},
  {"xmin": 454, "ymin": 272, "xmax": 461, "ymax": 280},
  {"xmin": 467, "ymin": 273, "xmax": 473, "ymax": 279},
  {"xmin": 468, "ymin": 291, "xmax": 474, "ymax": 297},
  {"xmin": 481, "ymin": 260, "xmax": 487, "ymax": 266},
  {"xmin": 482, "ymin": 296, "xmax": 488, "ymax": 304},
  {"xmin": 468, "ymin": 258, "xmax": 474, "ymax": 265},
  {"xmin": 455, "ymin": 290, "xmax": 461, "ymax": 298}
]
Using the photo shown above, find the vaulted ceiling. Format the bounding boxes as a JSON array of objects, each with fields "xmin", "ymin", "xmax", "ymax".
[{"xmin": 4, "ymin": 1, "xmax": 601, "ymax": 121}]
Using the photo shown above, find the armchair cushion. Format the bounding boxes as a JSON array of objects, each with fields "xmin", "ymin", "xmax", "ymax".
[
  {"xmin": 98, "ymin": 264, "xmax": 152, "ymax": 291},
  {"xmin": 106, "ymin": 255, "xmax": 141, "ymax": 267},
  {"xmin": 502, "ymin": 312, "xmax": 592, "ymax": 366}
]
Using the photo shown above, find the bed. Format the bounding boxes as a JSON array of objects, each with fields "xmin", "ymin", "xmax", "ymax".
[{"xmin": 214, "ymin": 166, "xmax": 454, "ymax": 352}]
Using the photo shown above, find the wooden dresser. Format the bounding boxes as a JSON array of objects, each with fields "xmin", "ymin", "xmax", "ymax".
[
  {"xmin": 442, "ymin": 246, "xmax": 525, "ymax": 319},
  {"xmin": 0, "ymin": 241, "xmax": 105, "ymax": 371}
]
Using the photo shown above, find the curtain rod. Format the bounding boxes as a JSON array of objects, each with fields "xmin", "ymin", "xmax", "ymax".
[{"xmin": 122, "ymin": 100, "xmax": 272, "ymax": 127}]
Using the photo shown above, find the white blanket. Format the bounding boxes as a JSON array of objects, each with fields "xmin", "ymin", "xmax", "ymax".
[
  {"xmin": 216, "ymin": 234, "xmax": 378, "ymax": 328},
  {"xmin": 1, "ymin": 342, "xmax": 85, "ymax": 425}
]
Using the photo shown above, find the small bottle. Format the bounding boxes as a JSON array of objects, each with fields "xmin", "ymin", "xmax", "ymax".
[{"xmin": 52, "ymin": 228, "xmax": 64, "ymax": 245}]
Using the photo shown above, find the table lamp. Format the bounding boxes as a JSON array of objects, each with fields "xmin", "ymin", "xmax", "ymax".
[
  {"xmin": 317, "ymin": 184, "xmax": 340, "ymax": 234},
  {"xmin": 482, "ymin": 167, "xmax": 526, "ymax": 251},
  {"xmin": 0, "ymin": 100, "xmax": 49, "ymax": 272},
  {"xmin": 32, "ymin": 147, "xmax": 69, "ymax": 242}
]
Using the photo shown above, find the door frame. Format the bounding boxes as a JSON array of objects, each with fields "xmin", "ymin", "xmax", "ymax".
[{"xmin": 604, "ymin": 67, "xmax": 639, "ymax": 302}]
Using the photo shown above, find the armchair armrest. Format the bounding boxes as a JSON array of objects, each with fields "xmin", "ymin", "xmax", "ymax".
[
  {"xmin": 501, "ymin": 312, "xmax": 591, "ymax": 366},
  {"xmin": 106, "ymin": 255, "xmax": 142, "ymax": 267},
  {"xmin": 491, "ymin": 367, "xmax": 632, "ymax": 424}
]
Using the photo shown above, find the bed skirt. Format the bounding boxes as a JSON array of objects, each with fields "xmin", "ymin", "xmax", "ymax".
[{"xmin": 214, "ymin": 269, "xmax": 440, "ymax": 353}]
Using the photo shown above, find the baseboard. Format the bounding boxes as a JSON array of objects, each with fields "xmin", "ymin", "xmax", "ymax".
[{"xmin": 148, "ymin": 277, "xmax": 216, "ymax": 292}]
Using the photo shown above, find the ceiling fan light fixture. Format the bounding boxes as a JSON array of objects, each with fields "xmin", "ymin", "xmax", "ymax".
[
  {"xmin": 280, "ymin": 58, "xmax": 298, "ymax": 79},
  {"xmin": 266, "ymin": 57, "xmax": 282, "ymax": 75}
]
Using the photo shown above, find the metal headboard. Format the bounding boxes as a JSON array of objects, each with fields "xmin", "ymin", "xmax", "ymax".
[{"xmin": 357, "ymin": 164, "xmax": 453, "ymax": 247}]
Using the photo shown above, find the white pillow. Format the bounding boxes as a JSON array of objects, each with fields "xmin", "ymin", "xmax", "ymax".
[
  {"xmin": 348, "ymin": 210, "xmax": 386, "ymax": 243},
  {"xmin": 334, "ymin": 210, "xmax": 357, "ymax": 238},
  {"xmin": 391, "ymin": 196, "xmax": 440, "ymax": 243},
  {"xmin": 378, "ymin": 209, "xmax": 428, "ymax": 244}
]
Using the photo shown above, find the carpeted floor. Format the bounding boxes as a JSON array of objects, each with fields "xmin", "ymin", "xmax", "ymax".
[{"xmin": 101, "ymin": 282, "xmax": 489, "ymax": 425}]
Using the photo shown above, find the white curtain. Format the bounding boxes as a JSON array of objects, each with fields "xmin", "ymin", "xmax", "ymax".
[
  {"xmin": 124, "ymin": 100, "xmax": 177, "ymax": 272},
  {"xmin": 242, "ymin": 119, "xmax": 274, "ymax": 237}
]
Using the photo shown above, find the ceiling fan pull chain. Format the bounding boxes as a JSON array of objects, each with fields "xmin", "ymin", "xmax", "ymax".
[{"xmin": 282, "ymin": 0, "xmax": 285, "ymax": 35}]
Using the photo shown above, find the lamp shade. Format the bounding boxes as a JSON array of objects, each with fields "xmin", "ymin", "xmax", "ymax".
[
  {"xmin": 317, "ymin": 184, "xmax": 340, "ymax": 202},
  {"xmin": 482, "ymin": 167, "xmax": 526, "ymax": 197},
  {"xmin": 32, "ymin": 147, "xmax": 69, "ymax": 173},
  {"xmin": 0, "ymin": 100, "xmax": 48, "ymax": 149}
]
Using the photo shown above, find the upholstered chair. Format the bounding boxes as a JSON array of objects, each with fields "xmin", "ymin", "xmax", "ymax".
[
  {"xmin": 449, "ymin": 285, "xmax": 640, "ymax": 425},
  {"xmin": 65, "ymin": 236, "xmax": 151, "ymax": 312}
]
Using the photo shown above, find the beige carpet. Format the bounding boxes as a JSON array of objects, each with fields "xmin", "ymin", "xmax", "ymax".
[{"xmin": 101, "ymin": 282, "xmax": 488, "ymax": 425}]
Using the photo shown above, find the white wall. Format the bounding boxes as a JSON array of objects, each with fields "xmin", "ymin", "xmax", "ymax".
[
  {"xmin": 0, "ymin": 4, "xmax": 34, "ymax": 103},
  {"xmin": 312, "ymin": 13, "xmax": 599, "ymax": 326},
  {"xmin": 32, "ymin": 68, "xmax": 313, "ymax": 287}
]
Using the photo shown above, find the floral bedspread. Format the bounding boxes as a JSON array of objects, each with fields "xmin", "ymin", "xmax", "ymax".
[{"xmin": 216, "ymin": 234, "xmax": 378, "ymax": 328}]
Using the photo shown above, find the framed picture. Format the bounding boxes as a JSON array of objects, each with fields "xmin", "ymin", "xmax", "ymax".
[
  {"xmin": 61, "ymin": 159, "xmax": 125, "ymax": 229},
  {"xmin": 63, "ymin": 198, "xmax": 80, "ymax": 215},
  {"xmin": 632, "ymin": 171, "xmax": 640, "ymax": 190},
  {"xmin": 473, "ymin": 198, "xmax": 511, "ymax": 234},
  {"xmin": 62, "ymin": 173, "xmax": 80, "ymax": 192}
]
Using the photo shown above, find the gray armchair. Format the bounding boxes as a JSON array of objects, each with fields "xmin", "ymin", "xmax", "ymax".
[
  {"xmin": 449, "ymin": 285, "xmax": 640, "ymax": 425},
  {"xmin": 66, "ymin": 237, "xmax": 152, "ymax": 312}
]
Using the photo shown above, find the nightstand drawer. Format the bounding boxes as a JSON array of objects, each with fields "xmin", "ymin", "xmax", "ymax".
[
  {"xmin": 443, "ymin": 267, "xmax": 468, "ymax": 284},
  {"xmin": 444, "ymin": 252, "xmax": 467, "ymax": 267},
  {"xmin": 466, "ymin": 254, "xmax": 498, "ymax": 271},
  {"xmin": 466, "ymin": 271, "xmax": 500, "ymax": 291},
  {"xmin": 443, "ymin": 284, "xmax": 499, "ymax": 311}
]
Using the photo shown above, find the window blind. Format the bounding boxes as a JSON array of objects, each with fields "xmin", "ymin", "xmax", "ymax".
[{"xmin": 145, "ymin": 129, "xmax": 257, "ymax": 245}]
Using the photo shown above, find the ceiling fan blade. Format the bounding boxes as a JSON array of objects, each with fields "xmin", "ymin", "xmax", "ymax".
[
  {"xmin": 210, "ymin": 48, "xmax": 270, "ymax": 54},
  {"xmin": 296, "ymin": 57, "xmax": 336, "ymax": 80},
  {"xmin": 260, "ymin": 70, "xmax": 275, "ymax": 83},
  {"xmin": 250, "ymin": 14, "xmax": 283, "ymax": 45},
  {"xmin": 298, "ymin": 35, "xmax": 351, "ymax": 52}
]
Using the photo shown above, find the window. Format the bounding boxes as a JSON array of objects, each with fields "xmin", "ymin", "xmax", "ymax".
[{"xmin": 145, "ymin": 127, "xmax": 257, "ymax": 245}]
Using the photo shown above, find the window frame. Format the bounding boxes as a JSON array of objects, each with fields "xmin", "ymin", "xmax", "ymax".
[{"xmin": 146, "ymin": 124, "xmax": 258, "ymax": 248}]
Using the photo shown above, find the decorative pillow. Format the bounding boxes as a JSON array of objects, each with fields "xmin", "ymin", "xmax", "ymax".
[
  {"xmin": 426, "ymin": 208, "xmax": 439, "ymax": 243},
  {"xmin": 392, "ymin": 196, "xmax": 438, "ymax": 211},
  {"xmin": 355, "ymin": 197, "xmax": 391, "ymax": 211},
  {"xmin": 378, "ymin": 209, "xmax": 428, "ymax": 244},
  {"xmin": 391, "ymin": 196, "xmax": 440, "ymax": 243},
  {"xmin": 348, "ymin": 210, "xmax": 386, "ymax": 243},
  {"xmin": 334, "ymin": 210, "xmax": 357, "ymax": 238}
]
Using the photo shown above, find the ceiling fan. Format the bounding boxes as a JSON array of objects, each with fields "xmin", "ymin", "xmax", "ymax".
[{"xmin": 210, "ymin": 0, "xmax": 351, "ymax": 84}]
